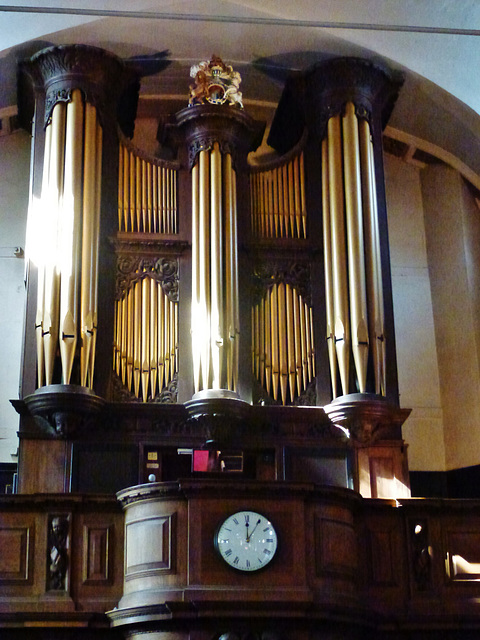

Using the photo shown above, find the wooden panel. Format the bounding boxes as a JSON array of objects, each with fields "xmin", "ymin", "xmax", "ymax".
[
  {"xmin": 314, "ymin": 515, "xmax": 357, "ymax": 577},
  {"xmin": 369, "ymin": 456, "xmax": 394, "ymax": 498},
  {"xmin": 18, "ymin": 439, "xmax": 69, "ymax": 493},
  {"xmin": 82, "ymin": 524, "xmax": 112, "ymax": 585},
  {"xmin": 125, "ymin": 514, "xmax": 175, "ymax": 578},
  {"xmin": 0, "ymin": 525, "xmax": 31, "ymax": 583},
  {"xmin": 367, "ymin": 527, "xmax": 396, "ymax": 586}
]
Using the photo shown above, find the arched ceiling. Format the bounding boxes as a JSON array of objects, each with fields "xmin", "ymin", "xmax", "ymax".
[{"xmin": 1, "ymin": 1, "xmax": 479, "ymax": 174}]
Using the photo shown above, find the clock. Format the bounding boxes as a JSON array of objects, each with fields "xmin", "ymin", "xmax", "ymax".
[{"xmin": 215, "ymin": 510, "xmax": 278, "ymax": 572}]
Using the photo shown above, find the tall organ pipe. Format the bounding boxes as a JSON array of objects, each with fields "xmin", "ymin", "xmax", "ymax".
[
  {"xmin": 327, "ymin": 114, "xmax": 350, "ymax": 396},
  {"xmin": 321, "ymin": 138, "xmax": 338, "ymax": 399},
  {"xmin": 342, "ymin": 102, "xmax": 369, "ymax": 393},
  {"xmin": 59, "ymin": 89, "xmax": 83, "ymax": 385}
]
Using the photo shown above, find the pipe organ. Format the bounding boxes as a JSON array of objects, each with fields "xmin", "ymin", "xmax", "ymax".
[
  {"xmin": 18, "ymin": 47, "xmax": 409, "ymax": 492},
  {"xmin": 22, "ymin": 49, "xmax": 403, "ymax": 409},
  {"xmin": 12, "ymin": 45, "xmax": 415, "ymax": 640}
]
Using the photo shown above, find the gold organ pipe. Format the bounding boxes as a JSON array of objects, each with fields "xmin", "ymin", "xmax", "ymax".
[
  {"xmin": 157, "ymin": 166, "xmax": 162, "ymax": 233},
  {"xmin": 232, "ymin": 169, "xmax": 240, "ymax": 390},
  {"xmin": 135, "ymin": 156, "xmax": 141, "ymax": 231},
  {"xmin": 249, "ymin": 174, "xmax": 255, "ymax": 235},
  {"xmin": 118, "ymin": 143, "xmax": 123, "ymax": 231},
  {"xmin": 114, "ymin": 299, "xmax": 121, "ymax": 374},
  {"xmin": 359, "ymin": 118, "xmax": 380, "ymax": 393},
  {"xmin": 152, "ymin": 164, "xmax": 158, "ymax": 233},
  {"xmin": 273, "ymin": 167, "xmax": 279, "ymax": 238},
  {"xmin": 293, "ymin": 156, "xmax": 301, "ymax": 238},
  {"xmin": 300, "ymin": 152, "xmax": 307, "ymax": 238},
  {"xmin": 157, "ymin": 283, "xmax": 165, "ymax": 392},
  {"xmin": 172, "ymin": 168, "xmax": 176, "ymax": 233},
  {"xmin": 170, "ymin": 168, "xmax": 173, "ymax": 234},
  {"xmin": 169, "ymin": 296, "xmax": 176, "ymax": 380},
  {"xmin": 322, "ymin": 137, "xmax": 338, "ymax": 398},
  {"xmin": 121, "ymin": 295, "xmax": 127, "ymax": 384},
  {"xmin": 257, "ymin": 172, "xmax": 264, "ymax": 237},
  {"xmin": 328, "ymin": 114, "xmax": 350, "ymax": 395},
  {"xmin": 191, "ymin": 162, "xmax": 201, "ymax": 393},
  {"xmin": 299, "ymin": 294, "xmax": 308, "ymax": 391},
  {"xmin": 277, "ymin": 282, "xmax": 288, "ymax": 405},
  {"xmin": 253, "ymin": 304, "xmax": 259, "ymax": 377},
  {"xmin": 370, "ymin": 135, "xmax": 386, "ymax": 394},
  {"xmin": 292, "ymin": 287, "xmax": 302, "ymax": 397},
  {"xmin": 141, "ymin": 159, "xmax": 147, "ymax": 232},
  {"xmin": 224, "ymin": 153, "xmax": 234, "ymax": 389},
  {"xmin": 342, "ymin": 101, "xmax": 369, "ymax": 393},
  {"xmin": 123, "ymin": 144, "xmax": 129, "ymax": 231},
  {"xmin": 165, "ymin": 167, "xmax": 170, "ymax": 235},
  {"xmin": 88, "ymin": 120, "xmax": 102, "ymax": 387},
  {"xmin": 264, "ymin": 292, "xmax": 271, "ymax": 395},
  {"xmin": 249, "ymin": 173, "xmax": 254, "ymax": 235},
  {"xmin": 259, "ymin": 297, "xmax": 265, "ymax": 386},
  {"xmin": 210, "ymin": 142, "xmax": 224, "ymax": 390},
  {"xmin": 276, "ymin": 167, "xmax": 283, "ymax": 238},
  {"xmin": 60, "ymin": 89, "xmax": 83, "ymax": 385},
  {"xmin": 286, "ymin": 283, "xmax": 296, "ymax": 402},
  {"xmin": 43, "ymin": 100, "xmax": 65, "ymax": 386},
  {"xmin": 198, "ymin": 150, "xmax": 210, "ymax": 390},
  {"xmin": 270, "ymin": 284, "xmax": 279, "ymax": 401},
  {"xmin": 162, "ymin": 167, "xmax": 167, "ymax": 234},
  {"xmin": 150, "ymin": 276, "xmax": 158, "ymax": 399},
  {"xmin": 141, "ymin": 275, "xmax": 150, "ymax": 402},
  {"xmin": 288, "ymin": 160, "xmax": 295, "ymax": 237},
  {"xmin": 310, "ymin": 305, "xmax": 316, "ymax": 379},
  {"xmin": 255, "ymin": 172, "xmax": 265, "ymax": 237},
  {"xmin": 79, "ymin": 102, "xmax": 97, "ymax": 386},
  {"xmin": 282, "ymin": 165, "xmax": 289, "ymax": 238},
  {"xmin": 147, "ymin": 161, "xmax": 152, "ymax": 233},
  {"xmin": 129, "ymin": 150, "xmax": 135, "ymax": 232},
  {"xmin": 174, "ymin": 299, "xmax": 178, "ymax": 374},
  {"xmin": 35, "ymin": 119, "xmax": 52, "ymax": 388},
  {"xmin": 126, "ymin": 287, "xmax": 134, "ymax": 390},
  {"xmin": 164, "ymin": 295, "xmax": 170, "ymax": 385},
  {"xmin": 133, "ymin": 279, "xmax": 141, "ymax": 397},
  {"xmin": 268, "ymin": 170, "xmax": 274, "ymax": 237},
  {"xmin": 305, "ymin": 299, "xmax": 312, "ymax": 383}
]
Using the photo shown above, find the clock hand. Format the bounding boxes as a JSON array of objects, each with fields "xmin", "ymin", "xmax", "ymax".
[{"xmin": 246, "ymin": 519, "xmax": 261, "ymax": 543}]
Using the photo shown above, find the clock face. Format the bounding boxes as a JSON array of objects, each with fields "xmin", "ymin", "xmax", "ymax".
[{"xmin": 215, "ymin": 510, "xmax": 278, "ymax": 572}]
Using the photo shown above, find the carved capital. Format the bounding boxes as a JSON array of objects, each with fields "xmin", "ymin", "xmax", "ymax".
[
  {"xmin": 24, "ymin": 45, "xmax": 140, "ymax": 134},
  {"xmin": 23, "ymin": 384, "xmax": 105, "ymax": 438},
  {"xmin": 268, "ymin": 56, "xmax": 403, "ymax": 152},
  {"xmin": 324, "ymin": 393, "xmax": 411, "ymax": 444},
  {"xmin": 164, "ymin": 104, "xmax": 265, "ymax": 170}
]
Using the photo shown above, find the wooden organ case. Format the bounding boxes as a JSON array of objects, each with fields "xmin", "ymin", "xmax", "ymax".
[{"xmin": 11, "ymin": 48, "xmax": 415, "ymax": 639}]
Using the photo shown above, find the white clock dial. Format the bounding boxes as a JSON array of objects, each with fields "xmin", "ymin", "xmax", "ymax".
[{"xmin": 215, "ymin": 510, "xmax": 278, "ymax": 572}]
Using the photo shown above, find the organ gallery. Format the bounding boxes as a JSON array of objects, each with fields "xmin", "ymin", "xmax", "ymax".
[{"xmin": 2, "ymin": 42, "xmax": 479, "ymax": 640}]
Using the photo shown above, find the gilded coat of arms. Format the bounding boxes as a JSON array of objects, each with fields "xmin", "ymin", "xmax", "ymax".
[{"xmin": 189, "ymin": 55, "xmax": 243, "ymax": 108}]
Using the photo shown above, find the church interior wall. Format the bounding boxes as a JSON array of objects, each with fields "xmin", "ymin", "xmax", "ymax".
[{"xmin": 0, "ymin": 129, "xmax": 29, "ymax": 465}]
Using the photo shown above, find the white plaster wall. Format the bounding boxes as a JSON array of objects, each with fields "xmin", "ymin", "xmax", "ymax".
[
  {"xmin": 422, "ymin": 165, "xmax": 480, "ymax": 471},
  {"xmin": 0, "ymin": 130, "xmax": 30, "ymax": 462},
  {"xmin": 384, "ymin": 153, "xmax": 446, "ymax": 471}
]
